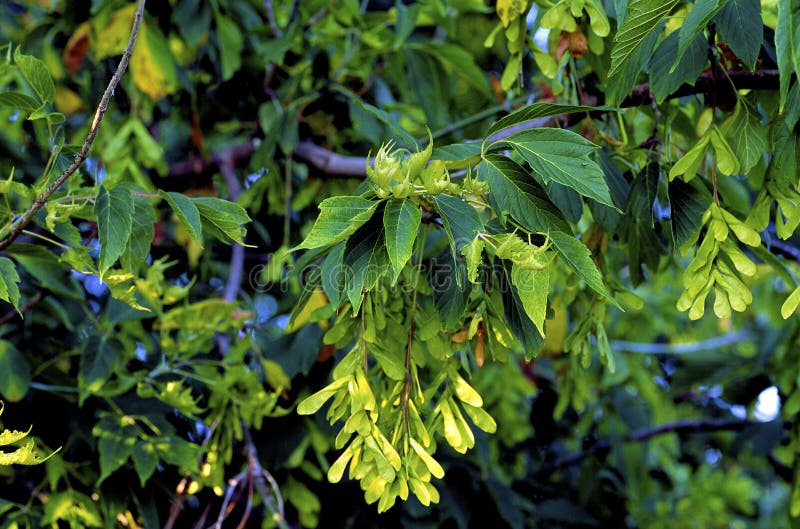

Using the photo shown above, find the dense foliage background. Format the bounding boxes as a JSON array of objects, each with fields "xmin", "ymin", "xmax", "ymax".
[{"xmin": 1, "ymin": 0, "xmax": 799, "ymax": 527}]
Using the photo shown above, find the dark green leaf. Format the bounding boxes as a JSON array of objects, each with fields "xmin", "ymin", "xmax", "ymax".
[
  {"xmin": 620, "ymin": 163, "xmax": 663, "ymax": 286},
  {"xmin": 497, "ymin": 261, "xmax": 543, "ymax": 359},
  {"xmin": 321, "ymin": 243, "xmax": 346, "ymax": 309},
  {"xmin": 342, "ymin": 215, "xmax": 390, "ymax": 312},
  {"xmin": 192, "ymin": 197, "xmax": 251, "ymax": 245},
  {"xmin": 159, "ymin": 190, "xmax": 202, "ymax": 243},
  {"xmin": 294, "ymin": 196, "xmax": 379, "ymax": 250},
  {"xmin": 481, "ymin": 155, "xmax": 570, "ymax": 233},
  {"xmin": 550, "ymin": 231, "xmax": 615, "ymax": 302},
  {"xmin": 714, "ymin": 0, "xmax": 763, "ymax": 69},
  {"xmin": 432, "ymin": 194, "xmax": 484, "ymax": 250},
  {"xmin": 649, "ymin": 31, "xmax": 707, "ymax": 102},
  {"xmin": 775, "ymin": 0, "xmax": 800, "ymax": 110},
  {"xmin": 383, "ymin": 198, "xmax": 421, "ymax": 282},
  {"xmin": 122, "ymin": 195, "xmax": 156, "ymax": 271},
  {"xmin": 0, "ymin": 341, "xmax": 30, "ymax": 401},
  {"xmin": 78, "ymin": 336, "xmax": 122, "ymax": 405},
  {"xmin": 669, "ymin": 178, "xmax": 712, "ymax": 251},
  {"xmin": 673, "ymin": 0, "xmax": 727, "ymax": 70},
  {"xmin": 544, "ymin": 182, "xmax": 583, "ymax": 223},
  {"xmin": 434, "ymin": 252, "xmax": 469, "ymax": 330},
  {"xmin": 500, "ymin": 129, "xmax": 615, "ymax": 207},
  {"xmin": 349, "ymin": 97, "xmax": 418, "ymax": 149},
  {"xmin": 589, "ymin": 150, "xmax": 630, "ymax": 231},
  {"xmin": 94, "ymin": 185, "xmax": 134, "ymax": 276}
]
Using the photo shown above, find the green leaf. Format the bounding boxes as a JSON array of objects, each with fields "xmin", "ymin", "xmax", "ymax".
[
  {"xmin": 98, "ymin": 433, "xmax": 135, "ymax": 484},
  {"xmin": 432, "ymin": 194, "xmax": 484, "ymax": 254},
  {"xmin": 383, "ymin": 198, "xmax": 421, "ymax": 282},
  {"xmin": 721, "ymin": 102, "xmax": 766, "ymax": 174},
  {"xmin": 484, "ymin": 103, "xmax": 616, "ymax": 145},
  {"xmin": 434, "ymin": 252, "xmax": 469, "ymax": 329},
  {"xmin": 714, "ymin": 0, "xmax": 763, "ymax": 69},
  {"xmin": 159, "ymin": 191, "xmax": 202, "ymax": 243},
  {"xmin": 672, "ymin": 0, "xmax": 726, "ymax": 71},
  {"xmin": 550, "ymin": 231, "xmax": 615, "ymax": 303},
  {"xmin": 606, "ymin": 21, "xmax": 662, "ymax": 106},
  {"xmin": 589, "ymin": 150, "xmax": 630, "ymax": 231},
  {"xmin": 192, "ymin": 197, "xmax": 251, "ymax": 245},
  {"xmin": 498, "ymin": 261, "xmax": 543, "ymax": 358},
  {"xmin": 343, "ymin": 215, "xmax": 390, "ymax": 312},
  {"xmin": 500, "ymin": 129, "xmax": 615, "ymax": 207},
  {"xmin": 296, "ymin": 377, "xmax": 350, "ymax": 415},
  {"xmin": 609, "ymin": 0, "xmax": 679, "ymax": 78},
  {"xmin": 410, "ymin": 42, "xmax": 490, "ymax": 96},
  {"xmin": 511, "ymin": 264, "xmax": 549, "ymax": 337},
  {"xmin": 214, "ymin": 11, "xmax": 243, "ymax": 81},
  {"xmin": 709, "ymin": 125, "xmax": 741, "ymax": 175},
  {"xmin": 8, "ymin": 244, "xmax": 82, "ymax": 299},
  {"xmin": 349, "ymin": 97, "xmax": 418, "ymax": 149},
  {"xmin": 94, "ymin": 185, "xmax": 134, "ymax": 277},
  {"xmin": 481, "ymin": 155, "xmax": 570, "ymax": 233},
  {"xmin": 649, "ymin": 31, "xmax": 707, "ymax": 102},
  {"xmin": 0, "ymin": 257, "xmax": 21, "ymax": 309},
  {"xmin": 431, "ymin": 142, "xmax": 482, "ymax": 169},
  {"xmin": 0, "ymin": 341, "xmax": 30, "ymax": 402},
  {"xmin": 669, "ymin": 134, "xmax": 710, "ymax": 181},
  {"xmin": 78, "ymin": 336, "xmax": 122, "ymax": 405},
  {"xmin": 781, "ymin": 285, "xmax": 800, "ymax": 319},
  {"xmin": 121, "ymin": 195, "xmax": 156, "ymax": 271},
  {"xmin": 13, "ymin": 47, "xmax": 55, "ymax": 103},
  {"xmin": 776, "ymin": 0, "xmax": 800, "ymax": 111},
  {"xmin": 132, "ymin": 442, "xmax": 158, "ymax": 487},
  {"xmin": 0, "ymin": 91, "xmax": 40, "ymax": 111},
  {"xmin": 294, "ymin": 196, "xmax": 379, "ymax": 250}
]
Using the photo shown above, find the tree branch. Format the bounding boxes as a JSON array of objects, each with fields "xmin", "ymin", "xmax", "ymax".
[
  {"xmin": 0, "ymin": 0, "xmax": 146, "ymax": 252},
  {"xmin": 534, "ymin": 418, "xmax": 755, "ymax": 477},
  {"xmin": 164, "ymin": 69, "xmax": 782, "ymax": 182}
]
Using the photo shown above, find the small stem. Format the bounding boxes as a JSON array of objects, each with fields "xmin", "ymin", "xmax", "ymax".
[
  {"xmin": 0, "ymin": 0, "xmax": 146, "ymax": 252},
  {"xmin": 21, "ymin": 229, "xmax": 69, "ymax": 249}
]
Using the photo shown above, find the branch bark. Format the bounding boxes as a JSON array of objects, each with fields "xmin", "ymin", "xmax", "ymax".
[
  {"xmin": 0, "ymin": 0, "xmax": 146, "ymax": 252},
  {"xmin": 163, "ymin": 69, "xmax": 782, "ymax": 182}
]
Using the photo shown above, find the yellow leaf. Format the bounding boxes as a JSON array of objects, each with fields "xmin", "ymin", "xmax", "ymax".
[
  {"xmin": 496, "ymin": 0, "xmax": 529, "ymax": 28},
  {"xmin": 54, "ymin": 85, "xmax": 83, "ymax": 114},
  {"xmin": 286, "ymin": 289, "xmax": 328, "ymax": 333},
  {"xmin": 93, "ymin": 4, "xmax": 139, "ymax": 60},
  {"xmin": 130, "ymin": 21, "xmax": 178, "ymax": 101}
]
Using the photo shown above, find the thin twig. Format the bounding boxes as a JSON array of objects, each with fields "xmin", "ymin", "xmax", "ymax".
[
  {"xmin": 0, "ymin": 0, "xmax": 146, "ymax": 252},
  {"xmin": 610, "ymin": 330, "xmax": 751, "ymax": 355},
  {"xmin": 0, "ymin": 292, "xmax": 43, "ymax": 324},
  {"xmin": 534, "ymin": 418, "xmax": 755, "ymax": 477}
]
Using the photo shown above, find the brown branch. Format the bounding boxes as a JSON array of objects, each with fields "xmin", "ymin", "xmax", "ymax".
[
  {"xmin": 164, "ymin": 69, "xmax": 782, "ymax": 182},
  {"xmin": 0, "ymin": 0, "xmax": 146, "ymax": 252},
  {"xmin": 534, "ymin": 418, "xmax": 755, "ymax": 477},
  {"xmin": 0, "ymin": 292, "xmax": 43, "ymax": 324},
  {"xmin": 623, "ymin": 69, "xmax": 780, "ymax": 107}
]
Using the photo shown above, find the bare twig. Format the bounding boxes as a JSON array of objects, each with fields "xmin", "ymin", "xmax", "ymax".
[
  {"xmin": 164, "ymin": 69, "xmax": 783, "ymax": 182},
  {"xmin": 0, "ymin": 292, "xmax": 43, "ymax": 324},
  {"xmin": 610, "ymin": 330, "xmax": 751, "ymax": 355},
  {"xmin": 0, "ymin": 0, "xmax": 146, "ymax": 252}
]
